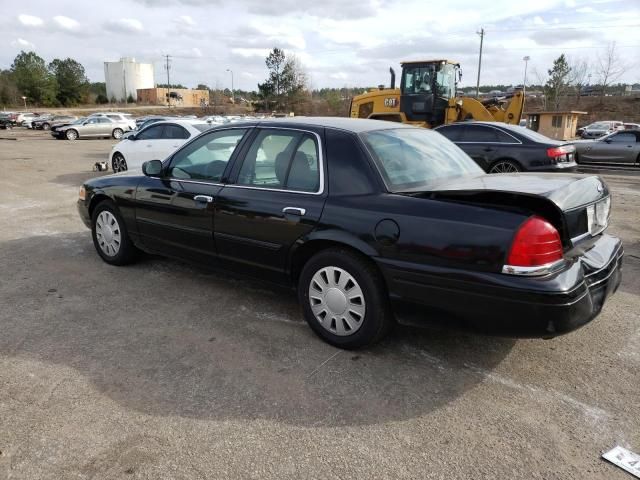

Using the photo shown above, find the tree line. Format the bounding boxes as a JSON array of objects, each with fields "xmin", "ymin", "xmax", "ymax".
[{"xmin": 0, "ymin": 51, "xmax": 110, "ymax": 107}]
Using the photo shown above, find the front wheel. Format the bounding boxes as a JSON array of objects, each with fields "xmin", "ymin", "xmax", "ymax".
[
  {"xmin": 91, "ymin": 201, "xmax": 138, "ymax": 265},
  {"xmin": 298, "ymin": 249, "xmax": 394, "ymax": 349},
  {"xmin": 112, "ymin": 128, "xmax": 123, "ymax": 139},
  {"xmin": 65, "ymin": 129, "xmax": 78, "ymax": 141},
  {"xmin": 42, "ymin": 123, "xmax": 51, "ymax": 130},
  {"xmin": 112, "ymin": 152, "xmax": 128, "ymax": 172},
  {"xmin": 489, "ymin": 160, "xmax": 521, "ymax": 174}
]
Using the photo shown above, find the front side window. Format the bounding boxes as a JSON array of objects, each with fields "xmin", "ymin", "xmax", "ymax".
[
  {"xmin": 436, "ymin": 125, "xmax": 464, "ymax": 142},
  {"xmin": 608, "ymin": 132, "xmax": 636, "ymax": 143},
  {"xmin": 435, "ymin": 63, "xmax": 456, "ymax": 98},
  {"xmin": 137, "ymin": 125, "xmax": 163, "ymax": 140},
  {"xmin": 361, "ymin": 128, "xmax": 483, "ymax": 191},
  {"xmin": 237, "ymin": 129, "xmax": 320, "ymax": 192},
  {"xmin": 168, "ymin": 128, "xmax": 247, "ymax": 182}
]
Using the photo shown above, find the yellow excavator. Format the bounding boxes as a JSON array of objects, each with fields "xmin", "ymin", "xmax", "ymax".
[{"xmin": 350, "ymin": 60, "xmax": 524, "ymax": 128}]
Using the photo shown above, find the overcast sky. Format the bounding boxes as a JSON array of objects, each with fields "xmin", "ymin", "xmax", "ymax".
[{"xmin": 2, "ymin": 0, "xmax": 639, "ymax": 91}]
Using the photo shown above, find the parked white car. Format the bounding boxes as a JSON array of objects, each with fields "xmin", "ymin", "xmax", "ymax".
[{"xmin": 109, "ymin": 120, "xmax": 211, "ymax": 172}]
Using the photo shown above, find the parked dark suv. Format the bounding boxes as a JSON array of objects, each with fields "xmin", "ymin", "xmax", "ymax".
[{"xmin": 435, "ymin": 122, "xmax": 577, "ymax": 173}]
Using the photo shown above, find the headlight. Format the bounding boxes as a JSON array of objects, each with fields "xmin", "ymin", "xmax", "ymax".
[{"xmin": 79, "ymin": 186, "xmax": 86, "ymax": 200}]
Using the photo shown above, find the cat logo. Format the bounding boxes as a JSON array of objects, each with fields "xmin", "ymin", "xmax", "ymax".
[{"xmin": 383, "ymin": 98, "xmax": 398, "ymax": 108}]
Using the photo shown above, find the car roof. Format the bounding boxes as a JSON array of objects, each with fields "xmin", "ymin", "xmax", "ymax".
[
  {"xmin": 436, "ymin": 121, "xmax": 519, "ymax": 131},
  {"xmin": 147, "ymin": 119, "xmax": 209, "ymax": 128},
  {"xmin": 216, "ymin": 116, "xmax": 416, "ymax": 134}
]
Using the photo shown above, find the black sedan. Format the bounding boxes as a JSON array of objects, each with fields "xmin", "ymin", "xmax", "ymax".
[
  {"xmin": 435, "ymin": 121, "xmax": 577, "ymax": 173},
  {"xmin": 77, "ymin": 118, "xmax": 622, "ymax": 349}
]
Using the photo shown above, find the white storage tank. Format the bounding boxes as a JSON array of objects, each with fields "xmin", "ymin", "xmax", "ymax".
[{"xmin": 104, "ymin": 57, "xmax": 154, "ymax": 102}]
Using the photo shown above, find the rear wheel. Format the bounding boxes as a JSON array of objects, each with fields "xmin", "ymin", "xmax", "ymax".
[
  {"xmin": 489, "ymin": 159, "xmax": 521, "ymax": 174},
  {"xmin": 112, "ymin": 128, "xmax": 124, "ymax": 139},
  {"xmin": 298, "ymin": 249, "xmax": 394, "ymax": 349},
  {"xmin": 91, "ymin": 201, "xmax": 138, "ymax": 265},
  {"xmin": 65, "ymin": 129, "xmax": 78, "ymax": 141},
  {"xmin": 112, "ymin": 152, "xmax": 128, "ymax": 172}
]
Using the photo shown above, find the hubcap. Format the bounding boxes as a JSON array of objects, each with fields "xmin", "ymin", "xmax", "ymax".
[
  {"xmin": 95, "ymin": 211, "xmax": 121, "ymax": 256},
  {"xmin": 490, "ymin": 162, "xmax": 518, "ymax": 173},
  {"xmin": 309, "ymin": 266, "xmax": 366, "ymax": 336},
  {"xmin": 67, "ymin": 130, "xmax": 77, "ymax": 140},
  {"xmin": 114, "ymin": 130, "xmax": 122, "ymax": 139}
]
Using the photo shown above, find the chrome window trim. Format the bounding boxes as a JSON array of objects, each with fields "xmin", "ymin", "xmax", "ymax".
[
  {"xmin": 164, "ymin": 126, "xmax": 325, "ymax": 195},
  {"xmin": 502, "ymin": 258, "xmax": 566, "ymax": 276}
]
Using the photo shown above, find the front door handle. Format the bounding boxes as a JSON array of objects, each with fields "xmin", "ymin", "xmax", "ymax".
[
  {"xmin": 194, "ymin": 195, "xmax": 214, "ymax": 203},
  {"xmin": 282, "ymin": 207, "xmax": 306, "ymax": 216}
]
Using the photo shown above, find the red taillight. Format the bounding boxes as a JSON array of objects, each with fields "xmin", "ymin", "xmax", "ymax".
[
  {"xmin": 547, "ymin": 145, "xmax": 574, "ymax": 158},
  {"xmin": 506, "ymin": 216, "xmax": 563, "ymax": 267}
]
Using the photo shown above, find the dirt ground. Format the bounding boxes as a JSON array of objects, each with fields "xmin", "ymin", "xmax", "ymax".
[{"xmin": 0, "ymin": 129, "xmax": 639, "ymax": 479}]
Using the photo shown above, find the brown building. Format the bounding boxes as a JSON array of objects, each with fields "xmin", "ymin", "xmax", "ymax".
[
  {"xmin": 524, "ymin": 111, "xmax": 587, "ymax": 140},
  {"xmin": 137, "ymin": 87, "xmax": 209, "ymax": 107}
]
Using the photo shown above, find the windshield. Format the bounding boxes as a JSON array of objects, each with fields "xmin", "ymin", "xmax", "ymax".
[
  {"xmin": 403, "ymin": 64, "xmax": 435, "ymax": 94},
  {"xmin": 589, "ymin": 122, "xmax": 610, "ymax": 129},
  {"xmin": 72, "ymin": 118, "xmax": 85, "ymax": 125},
  {"xmin": 360, "ymin": 128, "xmax": 483, "ymax": 191}
]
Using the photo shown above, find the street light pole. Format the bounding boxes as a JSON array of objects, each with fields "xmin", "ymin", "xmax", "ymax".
[
  {"xmin": 475, "ymin": 28, "xmax": 485, "ymax": 98},
  {"xmin": 226, "ymin": 69, "xmax": 234, "ymax": 104},
  {"xmin": 21, "ymin": 96, "xmax": 27, "ymax": 111},
  {"xmin": 522, "ymin": 56, "xmax": 530, "ymax": 95}
]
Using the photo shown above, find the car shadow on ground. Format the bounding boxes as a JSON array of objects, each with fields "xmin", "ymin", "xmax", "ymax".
[
  {"xmin": 50, "ymin": 170, "xmax": 111, "ymax": 187},
  {"xmin": 1, "ymin": 232, "xmax": 518, "ymax": 427}
]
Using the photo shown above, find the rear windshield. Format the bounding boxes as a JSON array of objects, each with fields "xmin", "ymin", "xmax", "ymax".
[
  {"xmin": 590, "ymin": 122, "xmax": 611, "ymax": 129},
  {"xmin": 360, "ymin": 128, "xmax": 483, "ymax": 191},
  {"xmin": 511, "ymin": 126, "xmax": 554, "ymax": 143}
]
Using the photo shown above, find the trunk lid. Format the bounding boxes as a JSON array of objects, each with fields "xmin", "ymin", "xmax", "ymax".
[{"xmin": 402, "ymin": 173, "xmax": 610, "ymax": 246}]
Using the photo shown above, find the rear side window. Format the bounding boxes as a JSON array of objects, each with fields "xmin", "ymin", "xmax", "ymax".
[
  {"xmin": 327, "ymin": 129, "xmax": 375, "ymax": 195},
  {"xmin": 163, "ymin": 124, "xmax": 190, "ymax": 139},
  {"xmin": 237, "ymin": 129, "xmax": 320, "ymax": 192}
]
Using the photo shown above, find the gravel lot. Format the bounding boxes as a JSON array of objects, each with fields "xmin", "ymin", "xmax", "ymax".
[{"xmin": 1, "ymin": 129, "xmax": 639, "ymax": 479}]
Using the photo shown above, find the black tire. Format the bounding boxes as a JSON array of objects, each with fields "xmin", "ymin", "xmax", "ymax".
[
  {"xmin": 65, "ymin": 129, "xmax": 78, "ymax": 141},
  {"xmin": 91, "ymin": 200, "xmax": 139, "ymax": 266},
  {"xmin": 298, "ymin": 248, "xmax": 394, "ymax": 349},
  {"xmin": 112, "ymin": 128, "xmax": 124, "ymax": 139},
  {"xmin": 488, "ymin": 159, "xmax": 521, "ymax": 174},
  {"xmin": 42, "ymin": 123, "xmax": 51, "ymax": 131},
  {"xmin": 112, "ymin": 152, "xmax": 128, "ymax": 172}
]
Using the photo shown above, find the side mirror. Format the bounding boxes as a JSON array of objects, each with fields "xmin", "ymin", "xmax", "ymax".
[{"xmin": 142, "ymin": 159, "xmax": 163, "ymax": 177}]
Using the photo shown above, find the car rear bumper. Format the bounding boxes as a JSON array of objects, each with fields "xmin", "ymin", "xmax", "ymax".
[{"xmin": 377, "ymin": 234, "xmax": 623, "ymax": 337}]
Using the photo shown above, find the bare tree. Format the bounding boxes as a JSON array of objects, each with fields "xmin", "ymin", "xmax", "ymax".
[
  {"xmin": 568, "ymin": 57, "xmax": 590, "ymax": 104},
  {"xmin": 596, "ymin": 42, "xmax": 625, "ymax": 99},
  {"xmin": 531, "ymin": 67, "xmax": 548, "ymax": 109}
]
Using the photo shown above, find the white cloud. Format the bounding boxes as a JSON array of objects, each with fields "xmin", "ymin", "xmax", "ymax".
[
  {"xmin": 53, "ymin": 15, "xmax": 80, "ymax": 30},
  {"xmin": 191, "ymin": 47, "xmax": 203, "ymax": 57},
  {"xmin": 533, "ymin": 16, "xmax": 545, "ymax": 25},
  {"xmin": 330, "ymin": 72, "xmax": 348, "ymax": 80},
  {"xmin": 17, "ymin": 14, "xmax": 43, "ymax": 27},
  {"xmin": 178, "ymin": 15, "xmax": 195, "ymax": 26},
  {"xmin": 231, "ymin": 47, "xmax": 272, "ymax": 58},
  {"xmin": 576, "ymin": 6, "xmax": 595, "ymax": 14},
  {"xmin": 105, "ymin": 18, "xmax": 144, "ymax": 33},
  {"xmin": 10, "ymin": 38, "xmax": 36, "ymax": 49}
]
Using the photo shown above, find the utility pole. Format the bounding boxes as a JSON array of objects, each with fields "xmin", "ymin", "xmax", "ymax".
[
  {"xmin": 164, "ymin": 54, "xmax": 171, "ymax": 107},
  {"xmin": 226, "ymin": 69, "xmax": 234, "ymax": 105},
  {"xmin": 475, "ymin": 28, "xmax": 484, "ymax": 98}
]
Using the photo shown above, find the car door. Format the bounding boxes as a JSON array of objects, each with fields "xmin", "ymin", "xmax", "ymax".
[
  {"xmin": 153, "ymin": 123, "xmax": 192, "ymax": 160},
  {"xmin": 132, "ymin": 124, "xmax": 165, "ymax": 163},
  {"xmin": 582, "ymin": 132, "xmax": 637, "ymax": 163},
  {"xmin": 96, "ymin": 117, "xmax": 114, "ymax": 136},
  {"xmin": 455, "ymin": 125, "xmax": 503, "ymax": 171},
  {"xmin": 214, "ymin": 127, "xmax": 327, "ymax": 282},
  {"xmin": 134, "ymin": 127, "xmax": 251, "ymax": 264},
  {"xmin": 80, "ymin": 117, "xmax": 101, "ymax": 137}
]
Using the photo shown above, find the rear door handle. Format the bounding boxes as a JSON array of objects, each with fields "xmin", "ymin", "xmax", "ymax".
[
  {"xmin": 282, "ymin": 207, "xmax": 306, "ymax": 216},
  {"xmin": 194, "ymin": 195, "xmax": 214, "ymax": 203}
]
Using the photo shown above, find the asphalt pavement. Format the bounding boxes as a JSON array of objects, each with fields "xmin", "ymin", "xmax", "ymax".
[{"xmin": 1, "ymin": 129, "xmax": 639, "ymax": 479}]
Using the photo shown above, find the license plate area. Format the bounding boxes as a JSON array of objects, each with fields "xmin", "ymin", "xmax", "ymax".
[{"xmin": 587, "ymin": 196, "xmax": 611, "ymax": 235}]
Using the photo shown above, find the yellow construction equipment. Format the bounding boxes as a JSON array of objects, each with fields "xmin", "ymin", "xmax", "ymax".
[{"xmin": 349, "ymin": 60, "xmax": 524, "ymax": 128}]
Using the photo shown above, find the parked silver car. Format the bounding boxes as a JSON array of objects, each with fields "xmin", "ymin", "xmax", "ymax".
[
  {"xmin": 579, "ymin": 121, "xmax": 623, "ymax": 139},
  {"xmin": 574, "ymin": 130, "xmax": 640, "ymax": 165},
  {"xmin": 51, "ymin": 117, "xmax": 131, "ymax": 140}
]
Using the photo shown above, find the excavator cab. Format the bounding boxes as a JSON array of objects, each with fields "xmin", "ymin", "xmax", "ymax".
[{"xmin": 400, "ymin": 60, "xmax": 459, "ymax": 126}]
